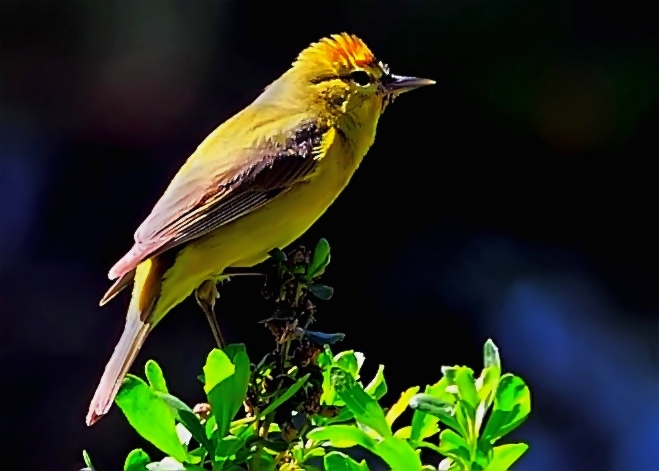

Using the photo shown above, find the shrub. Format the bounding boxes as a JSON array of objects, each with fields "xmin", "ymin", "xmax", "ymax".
[{"xmin": 82, "ymin": 239, "xmax": 530, "ymax": 471}]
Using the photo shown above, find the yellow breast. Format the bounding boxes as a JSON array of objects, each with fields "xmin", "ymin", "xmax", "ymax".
[{"xmin": 221, "ymin": 127, "xmax": 362, "ymax": 267}]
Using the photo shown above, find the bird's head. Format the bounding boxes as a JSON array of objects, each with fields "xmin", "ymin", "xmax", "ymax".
[
  {"xmin": 293, "ymin": 33, "xmax": 434, "ymax": 116},
  {"xmin": 259, "ymin": 34, "xmax": 434, "ymax": 124}
]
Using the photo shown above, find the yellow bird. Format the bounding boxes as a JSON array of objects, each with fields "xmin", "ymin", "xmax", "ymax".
[{"xmin": 86, "ymin": 33, "xmax": 433, "ymax": 426}]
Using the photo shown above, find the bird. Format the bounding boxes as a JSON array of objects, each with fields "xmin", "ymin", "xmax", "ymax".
[{"xmin": 86, "ymin": 32, "xmax": 434, "ymax": 426}]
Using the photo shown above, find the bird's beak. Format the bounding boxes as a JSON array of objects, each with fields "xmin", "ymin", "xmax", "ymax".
[{"xmin": 383, "ymin": 74, "xmax": 435, "ymax": 95}]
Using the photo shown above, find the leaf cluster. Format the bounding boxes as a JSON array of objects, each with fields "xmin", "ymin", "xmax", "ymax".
[{"xmin": 81, "ymin": 239, "xmax": 530, "ymax": 471}]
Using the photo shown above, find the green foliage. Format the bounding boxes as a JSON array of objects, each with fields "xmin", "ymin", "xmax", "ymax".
[
  {"xmin": 124, "ymin": 449, "xmax": 150, "ymax": 471},
  {"xmin": 82, "ymin": 240, "xmax": 531, "ymax": 471},
  {"xmin": 408, "ymin": 340, "xmax": 531, "ymax": 471}
]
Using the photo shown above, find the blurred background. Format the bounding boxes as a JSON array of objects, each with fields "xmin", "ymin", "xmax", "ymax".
[{"xmin": 1, "ymin": 0, "xmax": 657, "ymax": 470}]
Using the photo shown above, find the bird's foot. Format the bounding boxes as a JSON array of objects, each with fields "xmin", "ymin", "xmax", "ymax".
[{"xmin": 195, "ymin": 279, "xmax": 225, "ymax": 349}]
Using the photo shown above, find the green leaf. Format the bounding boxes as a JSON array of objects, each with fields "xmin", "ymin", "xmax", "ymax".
[
  {"xmin": 409, "ymin": 378, "xmax": 455, "ymax": 446},
  {"xmin": 317, "ymin": 347, "xmax": 333, "ymax": 367},
  {"xmin": 326, "ymin": 406, "xmax": 356, "ymax": 426},
  {"xmin": 475, "ymin": 440, "xmax": 494, "ymax": 469},
  {"xmin": 409, "ymin": 393, "xmax": 460, "ymax": 433},
  {"xmin": 308, "ymin": 425, "xmax": 377, "ymax": 449},
  {"xmin": 308, "ymin": 284, "xmax": 334, "ymax": 300},
  {"xmin": 145, "ymin": 360, "xmax": 168, "ymax": 394},
  {"xmin": 116, "ymin": 375, "xmax": 190, "ymax": 463},
  {"xmin": 483, "ymin": 339, "xmax": 501, "ymax": 371},
  {"xmin": 443, "ymin": 366, "xmax": 480, "ymax": 411},
  {"xmin": 334, "ymin": 351, "xmax": 360, "ymax": 379},
  {"xmin": 203, "ymin": 349, "xmax": 236, "ymax": 395},
  {"xmin": 439, "ymin": 429, "xmax": 471, "ymax": 470},
  {"xmin": 476, "ymin": 366, "xmax": 500, "ymax": 410},
  {"xmin": 482, "ymin": 374, "xmax": 531, "ymax": 443},
  {"xmin": 215, "ymin": 436, "xmax": 245, "ymax": 459},
  {"xmin": 249, "ymin": 452, "xmax": 275, "ymax": 470},
  {"xmin": 205, "ymin": 414, "xmax": 217, "ymax": 439},
  {"xmin": 374, "ymin": 437, "xmax": 423, "ymax": 470},
  {"xmin": 206, "ymin": 345, "xmax": 251, "ymax": 439},
  {"xmin": 82, "ymin": 450, "xmax": 95, "ymax": 470},
  {"xmin": 476, "ymin": 340, "xmax": 503, "ymax": 431},
  {"xmin": 483, "ymin": 443, "xmax": 529, "ymax": 471},
  {"xmin": 154, "ymin": 392, "xmax": 213, "ymax": 453},
  {"xmin": 187, "ymin": 447, "xmax": 207, "ymax": 464},
  {"xmin": 320, "ymin": 349, "xmax": 340, "ymax": 405},
  {"xmin": 455, "ymin": 401, "xmax": 475, "ymax": 444},
  {"xmin": 307, "ymin": 238, "xmax": 331, "ymax": 280},
  {"xmin": 424, "ymin": 377, "xmax": 455, "ymax": 403},
  {"xmin": 386, "ymin": 386, "xmax": 420, "ymax": 427},
  {"xmin": 304, "ymin": 447, "xmax": 327, "ymax": 460},
  {"xmin": 363, "ymin": 364, "xmax": 387, "ymax": 400},
  {"xmin": 440, "ymin": 367, "xmax": 479, "ymax": 441},
  {"xmin": 393, "ymin": 425, "xmax": 411, "ymax": 439},
  {"xmin": 475, "ymin": 365, "xmax": 500, "ymax": 434},
  {"xmin": 124, "ymin": 449, "xmax": 150, "ymax": 471},
  {"xmin": 409, "ymin": 406, "xmax": 430, "ymax": 446},
  {"xmin": 332, "ymin": 369, "xmax": 391, "ymax": 438},
  {"xmin": 255, "ymin": 373, "xmax": 311, "ymax": 420},
  {"xmin": 416, "ymin": 440, "xmax": 443, "ymax": 454},
  {"xmin": 323, "ymin": 451, "xmax": 369, "ymax": 470}
]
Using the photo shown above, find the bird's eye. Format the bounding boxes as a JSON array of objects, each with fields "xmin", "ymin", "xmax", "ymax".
[{"xmin": 348, "ymin": 70, "xmax": 372, "ymax": 86}]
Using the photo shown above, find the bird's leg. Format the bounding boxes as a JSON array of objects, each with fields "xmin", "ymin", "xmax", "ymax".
[{"xmin": 195, "ymin": 279, "xmax": 225, "ymax": 349}]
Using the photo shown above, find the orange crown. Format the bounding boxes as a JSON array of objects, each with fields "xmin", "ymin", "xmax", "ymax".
[{"xmin": 295, "ymin": 33, "xmax": 380, "ymax": 73}]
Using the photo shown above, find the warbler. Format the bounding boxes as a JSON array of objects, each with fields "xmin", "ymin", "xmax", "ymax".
[{"xmin": 86, "ymin": 33, "xmax": 433, "ymax": 425}]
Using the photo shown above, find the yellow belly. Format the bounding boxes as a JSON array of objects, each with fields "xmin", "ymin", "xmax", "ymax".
[
  {"xmin": 153, "ymin": 133, "xmax": 361, "ymax": 320},
  {"xmin": 200, "ymin": 157, "xmax": 351, "ymax": 269}
]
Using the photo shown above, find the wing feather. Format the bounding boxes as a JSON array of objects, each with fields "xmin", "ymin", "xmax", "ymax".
[{"xmin": 108, "ymin": 120, "xmax": 327, "ymax": 280}]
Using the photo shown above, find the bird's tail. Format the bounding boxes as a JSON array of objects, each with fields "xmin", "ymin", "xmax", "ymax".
[
  {"xmin": 86, "ymin": 258, "xmax": 164, "ymax": 426},
  {"xmin": 85, "ymin": 315, "xmax": 151, "ymax": 426}
]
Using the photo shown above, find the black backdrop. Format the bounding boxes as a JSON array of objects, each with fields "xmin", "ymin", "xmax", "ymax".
[{"xmin": 1, "ymin": 1, "xmax": 657, "ymax": 470}]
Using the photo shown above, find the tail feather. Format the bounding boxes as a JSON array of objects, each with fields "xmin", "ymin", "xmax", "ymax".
[
  {"xmin": 86, "ymin": 317, "xmax": 151, "ymax": 426},
  {"xmin": 99, "ymin": 268, "xmax": 136, "ymax": 306},
  {"xmin": 87, "ymin": 257, "xmax": 165, "ymax": 426}
]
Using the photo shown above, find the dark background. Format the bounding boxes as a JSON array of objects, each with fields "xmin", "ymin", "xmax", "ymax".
[{"xmin": 1, "ymin": 1, "xmax": 657, "ymax": 470}]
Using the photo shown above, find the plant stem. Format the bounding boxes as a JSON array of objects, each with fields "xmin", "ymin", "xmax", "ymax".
[{"xmin": 251, "ymin": 414, "xmax": 273, "ymax": 471}]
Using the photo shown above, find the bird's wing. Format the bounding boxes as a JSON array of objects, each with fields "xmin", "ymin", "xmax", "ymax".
[{"xmin": 107, "ymin": 120, "xmax": 333, "ymax": 282}]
